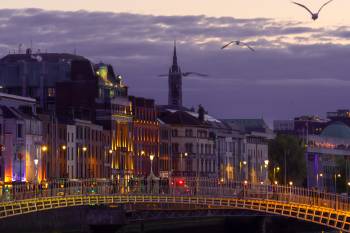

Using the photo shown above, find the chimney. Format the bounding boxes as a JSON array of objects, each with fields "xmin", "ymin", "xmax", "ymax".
[
  {"xmin": 26, "ymin": 48, "xmax": 32, "ymax": 55},
  {"xmin": 198, "ymin": 104, "xmax": 205, "ymax": 122}
]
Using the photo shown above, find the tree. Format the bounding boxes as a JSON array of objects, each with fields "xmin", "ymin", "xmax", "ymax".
[{"xmin": 268, "ymin": 134, "xmax": 306, "ymax": 186}]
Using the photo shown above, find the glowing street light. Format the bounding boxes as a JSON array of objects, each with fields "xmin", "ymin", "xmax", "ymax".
[
  {"xmin": 264, "ymin": 160, "xmax": 269, "ymax": 166},
  {"xmin": 34, "ymin": 158, "xmax": 39, "ymax": 166},
  {"xmin": 109, "ymin": 149, "xmax": 113, "ymax": 154},
  {"xmin": 82, "ymin": 146, "xmax": 87, "ymax": 152},
  {"xmin": 141, "ymin": 150, "xmax": 145, "ymax": 156},
  {"xmin": 41, "ymin": 145, "xmax": 48, "ymax": 152},
  {"xmin": 289, "ymin": 181, "xmax": 293, "ymax": 186},
  {"xmin": 274, "ymin": 180, "xmax": 278, "ymax": 185},
  {"xmin": 242, "ymin": 161, "xmax": 247, "ymax": 165},
  {"xmin": 61, "ymin": 145, "xmax": 67, "ymax": 150}
]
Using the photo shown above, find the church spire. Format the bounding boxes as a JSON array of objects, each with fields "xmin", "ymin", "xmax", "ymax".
[{"xmin": 172, "ymin": 40, "xmax": 178, "ymax": 67}]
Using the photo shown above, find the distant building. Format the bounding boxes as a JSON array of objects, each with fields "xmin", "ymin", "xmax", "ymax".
[
  {"xmin": 306, "ymin": 122, "xmax": 350, "ymax": 192},
  {"xmin": 222, "ymin": 119, "xmax": 274, "ymax": 184},
  {"xmin": 158, "ymin": 108, "xmax": 218, "ymax": 178},
  {"xmin": 274, "ymin": 116, "xmax": 328, "ymax": 138},
  {"xmin": 0, "ymin": 50, "xmax": 85, "ymax": 112},
  {"xmin": 327, "ymin": 109, "xmax": 350, "ymax": 127}
]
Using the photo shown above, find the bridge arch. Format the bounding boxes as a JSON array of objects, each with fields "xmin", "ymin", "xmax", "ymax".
[{"xmin": 1, "ymin": 194, "xmax": 349, "ymax": 232}]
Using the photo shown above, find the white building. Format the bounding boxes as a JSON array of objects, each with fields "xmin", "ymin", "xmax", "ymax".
[{"xmin": 0, "ymin": 93, "xmax": 42, "ymax": 183}]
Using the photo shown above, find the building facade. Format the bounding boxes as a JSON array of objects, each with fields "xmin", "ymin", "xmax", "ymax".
[
  {"xmin": 0, "ymin": 93, "xmax": 42, "ymax": 183},
  {"xmin": 129, "ymin": 96, "xmax": 159, "ymax": 177}
]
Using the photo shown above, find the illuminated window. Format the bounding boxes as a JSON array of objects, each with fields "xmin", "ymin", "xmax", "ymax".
[{"xmin": 47, "ymin": 88, "xmax": 55, "ymax": 97}]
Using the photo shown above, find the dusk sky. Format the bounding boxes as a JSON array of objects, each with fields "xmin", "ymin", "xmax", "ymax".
[{"xmin": 1, "ymin": 1, "xmax": 350, "ymax": 125}]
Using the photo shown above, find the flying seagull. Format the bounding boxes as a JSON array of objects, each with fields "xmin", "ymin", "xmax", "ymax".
[
  {"xmin": 158, "ymin": 72, "xmax": 209, "ymax": 77},
  {"xmin": 292, "ymin": 0, "xmax": 334, "ymax": 21},
  {"xmin": 221, "ymin": 40, "xmax": 255, "ymax": 52}
]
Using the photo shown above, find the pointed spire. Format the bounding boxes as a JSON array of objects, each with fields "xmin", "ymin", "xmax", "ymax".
[{"xmin": 172, "ymin": 40, "xmax": 178, "ymax": 67}]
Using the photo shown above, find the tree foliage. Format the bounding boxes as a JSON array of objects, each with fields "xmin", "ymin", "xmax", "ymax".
[{"xmin": 268, "ymin": 134, "xmax": 306, "ymax": 186}]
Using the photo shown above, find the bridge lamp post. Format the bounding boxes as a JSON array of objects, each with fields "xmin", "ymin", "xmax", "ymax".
[{"xmin": 289, "ymin": 181, "xmax": 293, "ymax": 201}]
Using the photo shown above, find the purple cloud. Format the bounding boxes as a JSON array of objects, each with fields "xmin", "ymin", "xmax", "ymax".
[{"xmin": 0, "ymin": 8, "xmax": 349, "ymax": 125}]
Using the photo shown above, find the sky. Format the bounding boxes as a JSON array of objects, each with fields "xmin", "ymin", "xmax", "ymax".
[{"xmin": 1, "ymin": 1, "xmax": 350, "ymax": 125}]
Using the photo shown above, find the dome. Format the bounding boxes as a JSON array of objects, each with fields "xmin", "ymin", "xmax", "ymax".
[{"xmin": 321, "ymin": 122, "xmax": 350, "ymax": 139}]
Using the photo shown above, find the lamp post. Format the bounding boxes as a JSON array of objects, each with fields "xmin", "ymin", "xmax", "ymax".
[
  {"xmin": 317, "ymin": 173, "xmax": 323, "ymax": 190},
  {"xmin": 82, "ymin": 146, "xmax": 87, "ymax": 178},
  {"xmin": 150, "ymin": 154, "xmax": 155, "ymax": 176},
  {"xmin": 334, "ymin": 173, "xmax": 341, "ymax": 193},
  {"xmin": 263, "ymin": 160, "xmax": 269, "ymax": 183},
  {"xmin": 180, "ymin": 152, "xmax": 188, "ymax": 175},
  {"xmin": 34, "ymin": 158, "xmax": 39, "ymax": 198},
  {"xmin": 240, "ymin": 160, "xmax": 247, "ymax": 182},
  {"xmin": 41, "ymin": 145, "xmax": 48, "ymax": 181},
  {"xmin": 273, "ymin": 166, "xmax": 280, "ymax": 183}
]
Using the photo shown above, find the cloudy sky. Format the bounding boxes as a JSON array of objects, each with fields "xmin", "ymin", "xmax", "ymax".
[{"xmin": 1, "ymin": 1, "xmax": 350, "ymax": 125}]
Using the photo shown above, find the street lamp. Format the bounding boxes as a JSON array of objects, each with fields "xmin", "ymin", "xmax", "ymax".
[
  {"xmin": 82, "ymin": 146, "xmax": 88, "ymax": 178},
  {"xmin": 41, "ymin": 145, "xmax": 48, "ymax": 152},
  {"xmin": 334, "ymin": 173, "xmax": 341, "ymax": 193},
  {"xmin": 149, "ymin": 154, "xmax": 155, "ymax": 176},
  {"xmin": 317, "ymin": 172, "xmax": 323, "ymax": 189},
  {"xmin": 273, "ymin": 166, "xmax": 280, "ymax": 182},
  {"xmin": 61, "ymin": 145, "xmax": 67, "ymax": 150},
  {"xmin": 289, "ymin": 181, "xmax": 293, "ymax": 186},
  {"xmin": 109, "ymin": 149, "xmax": 113, "ymax": 154},
  {"xmin": 34, "ymin": 158, "xmax": 39, "ymax": 183},
  {"xmin": 240, "ymin": 160, "xmax": 247, "ymax": 182}
]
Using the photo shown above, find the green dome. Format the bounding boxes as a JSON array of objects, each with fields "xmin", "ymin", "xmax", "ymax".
[{"xmin": 321, "ymin": 122, "xmax": 350, "ymax": 139}]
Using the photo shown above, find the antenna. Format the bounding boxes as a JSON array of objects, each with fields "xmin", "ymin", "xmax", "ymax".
[{"xmin": 18, "ymin": 44, "xmax": 22, "ymax": 54}]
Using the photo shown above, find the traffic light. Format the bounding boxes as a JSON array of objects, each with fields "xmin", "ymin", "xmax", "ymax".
[{"xmin": 176, "ymin": 179, "xmax": 185, "ymax": 187}]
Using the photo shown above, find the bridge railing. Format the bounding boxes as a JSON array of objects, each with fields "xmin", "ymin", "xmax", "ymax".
[{"xmin": 0, "ymin": 178, "xmax": 349, "ymax": 212}]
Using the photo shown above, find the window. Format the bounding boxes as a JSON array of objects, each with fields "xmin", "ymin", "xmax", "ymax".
[
  {"xmin": 172, "ymin": 143, "xmax": 179, "ymax": 154},
  {"xmin": 185, "ymin": 129, "xmax": 193, "ymax": 137},
  {"xmin": 17, "ymin": 124, "xmax": 23, "ymax": 138},
  {"xmin": 47, "ymin": 87, "xmax": 55, "ymax": 97},
  {"xmin": 185, "ymin": 143, "xmax": 193, "ymax": 153},
  {"xmin": 172, "ymin": 129, "xmax": 178, "ymax": 137}
]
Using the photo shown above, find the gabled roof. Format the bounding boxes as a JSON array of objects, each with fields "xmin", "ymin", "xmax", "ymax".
[
  {"xmin": 0, "ymin": 106, "xmax": 17, "ymax": 118},
  {"xmin": 222, "ymin": 118, "xmax": 269, "ymax": 133},
  {"xmin": 159, "ymin": 110, "xmax": 206, "ymax": 126}
]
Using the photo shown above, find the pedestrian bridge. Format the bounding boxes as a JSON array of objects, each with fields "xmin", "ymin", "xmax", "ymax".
[{"xmin": 1, "ymin": 178, "xmax": 350, "ymax": 232}]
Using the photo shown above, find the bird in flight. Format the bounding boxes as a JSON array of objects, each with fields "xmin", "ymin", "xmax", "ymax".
[
  {"xmin": 292, "ymin": 0, "xmax": 334, "ymax": 21},
  {"xmin": 221, "ymin": 40, "xmax": 255, "ymax": 52},
  {"xmin": 158, "ymin": 72, "xmax": 209, "ymax": 77}
]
